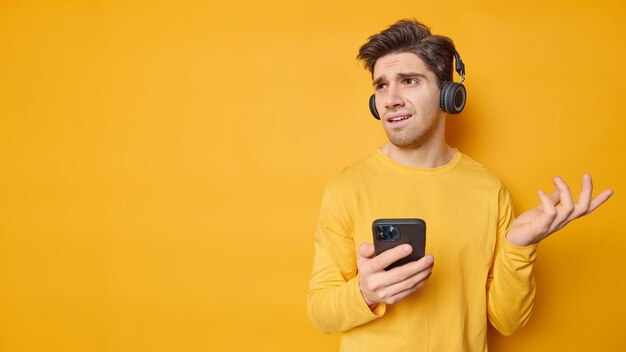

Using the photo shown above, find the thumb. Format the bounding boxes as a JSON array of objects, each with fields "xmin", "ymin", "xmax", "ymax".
[{"xmin": 358, "ymin": 242, "xmax": 376, "ymax": 259}]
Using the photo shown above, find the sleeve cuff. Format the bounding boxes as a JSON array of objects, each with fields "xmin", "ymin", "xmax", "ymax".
[
  {"xmin": 503, "ymin": 238, "xmax": 538, "ymax": 259},
  {"xmin": 501, "ymin": 238, "xmax": 538, "ymax": 269}
]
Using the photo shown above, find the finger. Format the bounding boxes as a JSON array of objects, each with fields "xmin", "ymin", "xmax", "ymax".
[
  {"xmin": 538, "ymin": 190, "xmax": 558, "ymax": 218},
  {"xmin": 535, "ymin": 191, "xmax": 557, "ymax": 234},
  {"xmin": 385, "ymin": 254, "xmax": 434, "ymax": 278},
  {"xmin": 379, "ymin": 285, "xmax": 416, "ymax": 305},
  {"xmin": 552, "ymin": 177, "xmax": 575, "ymax": 227},
  {"xmin": 537, "ymin": 189, "xmax": 560, "ymax": 210},
  {"xmin": 369, "ymin": 254, "xmax": 434, "ymax": 289},
  {"xmin": 548, "ymin": 189, "xmax": 561, "ymax": 205},
  {"xmin": 587, "ymin": 189, "xmax": 614, "ymax": 214},
  {"xmin": 378, "ymin": 266, "xmax": 433, "ymax": 304},
  {"xmin": 358, "ymin": 242, "xmax": 376, "ymax": 259},
  {"xmin": 573, "ymin": 174, "xmax": 593, "ymax": 217},
  {"xmin": 554, "ymin": 176, "xmax": 575, "ymax": 212},
  {"xmin": 408, "ymin": 254, "xmax": 434, "ymax": 271},
  {"xmin": 361, "ymin": 255, "xmax": 434, "ymax": 303},
  {"xmin": 369, "ymin": 244, "xmax": 413, "ymax": 272}
]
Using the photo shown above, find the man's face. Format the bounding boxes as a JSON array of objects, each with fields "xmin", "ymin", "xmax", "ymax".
[{"xmin": 372, "ymin": 52, "xmax": 445, "ymax": 149}]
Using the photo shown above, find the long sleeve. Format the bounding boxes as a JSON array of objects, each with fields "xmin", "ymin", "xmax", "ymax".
[
  {"xmin": 307, "ymin": 181, "xmax": 385, "ymax": 333},
  {"xmin": 486, "ymin": 186, "xmax": 538, "ymax": 335}
]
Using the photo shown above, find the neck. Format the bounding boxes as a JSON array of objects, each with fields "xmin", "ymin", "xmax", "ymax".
[{"xmin": 380, "ymin": 139, "xmax": 455, "ymax": 169}]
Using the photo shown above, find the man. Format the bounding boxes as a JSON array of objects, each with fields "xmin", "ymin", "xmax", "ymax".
[{"xmin": 307, "ymin": 19, "xmax": 613, "ymax": 351}]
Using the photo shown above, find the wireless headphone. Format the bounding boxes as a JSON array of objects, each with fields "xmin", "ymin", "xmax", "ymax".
[{"xmin": 369, "ymin": 50, "xmax": 466, "ymax": 119}]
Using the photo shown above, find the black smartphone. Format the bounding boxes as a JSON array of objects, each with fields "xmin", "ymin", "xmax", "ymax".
[{"xmin": 372, "ymin": 218, "xmax": 426, "ymax": 270}]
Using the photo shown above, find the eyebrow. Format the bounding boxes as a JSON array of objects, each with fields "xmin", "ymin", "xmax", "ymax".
[{"xmin": 372, "ymin": 72, "xmax": 427, "ymax": 87}]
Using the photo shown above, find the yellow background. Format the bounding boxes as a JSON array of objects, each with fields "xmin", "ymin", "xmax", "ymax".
[{"xmin": 1, "ymin": 0, "xmax": 624, "ymax": 350}]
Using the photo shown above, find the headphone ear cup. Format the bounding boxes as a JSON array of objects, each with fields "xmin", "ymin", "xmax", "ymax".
[
  {"xmin": 369, "ymin": 94, "xmax": 380, "ymax": 120},
  {"xmin": 440, "ymin": 82, "xmax": 466, "ymax": 114}
]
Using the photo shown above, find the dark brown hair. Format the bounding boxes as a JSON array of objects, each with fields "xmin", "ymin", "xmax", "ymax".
[{"xmin": 357, "ymin": 19, "xmax": 456, "ymax": 88}]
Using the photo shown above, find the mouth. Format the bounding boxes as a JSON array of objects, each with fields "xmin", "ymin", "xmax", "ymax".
[{"xmin": 385, "ymin": 113, "xmax": 413, "ymax": 124}]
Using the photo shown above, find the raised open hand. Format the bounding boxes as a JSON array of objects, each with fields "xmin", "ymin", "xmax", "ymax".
[{"xmin": 506, "ymin": 174, "xmax": 613, "ymax": 247}]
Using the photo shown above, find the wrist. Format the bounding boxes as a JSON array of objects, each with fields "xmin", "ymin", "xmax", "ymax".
[{"xmin": 505, "ymin": 233, "xmax": 536, "ymax": 247}]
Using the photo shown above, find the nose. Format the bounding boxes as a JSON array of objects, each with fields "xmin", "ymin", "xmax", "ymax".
[{"xmin": 383, "ymin": 84, "xmax": 403, "ymax": 111}]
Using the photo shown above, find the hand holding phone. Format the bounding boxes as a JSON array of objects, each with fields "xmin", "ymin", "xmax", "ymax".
[
  {"xmin": 358, "ymin": 219, "xmax": 432, "ymax": 307},
  {"xmin": 357, "ymin": 243, "xmax": 434, "ymax": 311}
]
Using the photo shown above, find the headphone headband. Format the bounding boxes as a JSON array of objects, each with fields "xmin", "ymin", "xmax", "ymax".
[{"xmin": 453, "ymin": 50, "xmax": 465, "ymax": 82}]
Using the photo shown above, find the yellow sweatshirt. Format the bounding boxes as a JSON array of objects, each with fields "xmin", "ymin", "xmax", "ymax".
[{"xmin": 308, "ymin": 150, "xmax": 537, "ymax": 351}]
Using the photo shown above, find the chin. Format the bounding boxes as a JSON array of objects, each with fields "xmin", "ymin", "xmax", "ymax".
[
  {"xmin": 388, "ymin": 137, "xmax": 423, "ymax": 149},
  {"xmin": 387, "ymin": 130, "xmax": 434, "ymax": 149}
]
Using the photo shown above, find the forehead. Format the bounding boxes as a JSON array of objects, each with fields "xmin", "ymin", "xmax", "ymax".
[{"xmin": 373, "ymin": 52, "xmax": 433, "ymax": 79}]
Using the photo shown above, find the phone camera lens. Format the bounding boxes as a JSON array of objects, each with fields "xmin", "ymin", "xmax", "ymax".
[{"xmin": 389, "ymin": 226, "xmax": 399, "ymax": 239}]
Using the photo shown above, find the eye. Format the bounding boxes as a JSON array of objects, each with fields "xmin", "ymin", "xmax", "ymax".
[
  {"xmin": 404, "ymin": 78, "xmax": 419, "ymax": 85},
  {"xmin": 375, "ymin": 83, "xmax": 387, "ymax": 91}
]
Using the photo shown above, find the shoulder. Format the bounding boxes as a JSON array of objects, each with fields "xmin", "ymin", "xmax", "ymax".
[
  {"xmin": 456, "ymin": 152, "xmax": 508, "ymax": 192},
  {"xmin": 455, "ymin": 152, "xmax": 514, "ymax": 215},
  {"xmin": 318, "ymin": 152, "xmax": 380, "ymax": 223},
  {"xmin": 325, "ymin": 151, "xmax": 379, "ymax": 192}
]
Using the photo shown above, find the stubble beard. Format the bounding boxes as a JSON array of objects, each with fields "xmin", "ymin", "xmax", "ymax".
[{"xmin": 384, "ymin": 115, "xmax": 442, "ymax": 150}]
